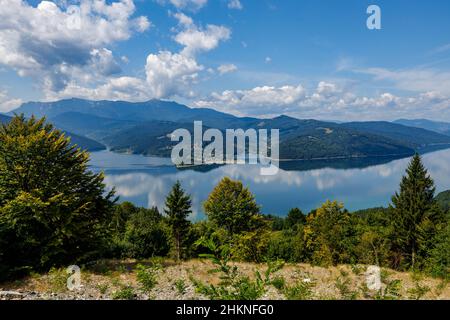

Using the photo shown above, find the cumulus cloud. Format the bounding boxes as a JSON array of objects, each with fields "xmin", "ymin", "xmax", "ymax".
[
  {"xmin": 0, "ymin": 0, "xmax": 150, "ymax": 95},
  {"xmin": 133, "ymin": 12, "xmax": 230, "ymax": 98},
  {"xmin": 194, "ymin": 81, "xmax": 450, "ymax": 121},
  {"xmin": 217, "ymin": 64, "xmax": 238, "ymax": 75},
  {"xmin": 0, "ymin": 90, "xmax": 22, "ymax": 112},
  {"xmin": 228, "ymin": 0, "xmax": 243, "ymax": 10},
  {"xmin": 145, "ymin": 51, "xmax": 203, "ymax": 98},
  {"xmin": 46, "ymin": 9, "xmax": 230, "ymax": 101},
  {"xmin": 173, "ymin": 13, "xmax": 231, "ymax": 56},
  {"xmin": 194, "ymin": 84, "xmax": 306, "ymax": 117},
  {"xmin": 46, "ymin": 76, "xmax": 150, "ymax": 102}
]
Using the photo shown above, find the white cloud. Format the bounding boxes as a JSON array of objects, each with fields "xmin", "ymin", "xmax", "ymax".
[
  {"xmin": 166, "ymin": 0, "xmax": 208, "ymax": 11},
  {"xmin": 0, "ymin": 0, "xmax": 150, "ymax": 93},
  {"xmin": 355, "ymin": 67, "xmax": 450, "ymax": 95},
  {"xmin": 228, "ymin": 0, "xmax": 243, "ymax": 10},
  {"xmin": 217, "ymin": 64, "xmax": 237, "ymax": 75},
  {"xmin": 0, "ymin": 90, "xmax": 22, "ymax": 112},
  {"xmin": 47, "ymin": 76, "xmax": 150, "ymax": 102},
  {"xmin": 43, "ymin": 9, "xmax": 231, "ymax": 102},
  {"xmin": 193, "ymin": 81, "xmax": 450, "ymax": 121},
  {"xmin": 194, "ymin": 84, "xmax": 306, "ymax": 117},
  {"xmin": 173, "ymin": 15, "xmax": 231, "ymax": 56},
  {"xmin": 145, "ymin": 51, "xmax": 203, "ymax": 98},
  {"xmin": 265, "ymin": 57, "xmax": 272, "ymax": 63}
]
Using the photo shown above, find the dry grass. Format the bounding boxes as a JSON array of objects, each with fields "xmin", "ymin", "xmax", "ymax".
[{"xmin": 1, "ymin": 259, "xmax": 449, "ymax": 300}]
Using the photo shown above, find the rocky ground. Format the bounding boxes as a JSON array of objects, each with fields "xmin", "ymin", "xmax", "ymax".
[{"xmin": 1, "ymin": 259, "xmax": 448, "ymax": 300}]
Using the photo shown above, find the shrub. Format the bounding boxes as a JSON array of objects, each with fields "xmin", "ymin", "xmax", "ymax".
[
  {"xmin": 112, "ymin": 285, "xmax": 136, "ymax": 300},
  {"xmin": 192, "ymin": 236, "xmax": 284, "ymax": 300},
  {"xmin": 136, "ymin": 264, "xmax": 159, "ymax": 294},
  {"xmin": 270, "ymin": 276, "xmax": 286, "ymax": 291},
  {"xmin": 174, "ymin": 279, "xmax": 187, "ymax": 295},
  {"xmin": 122, "ymin": 208, "xmax": 171, "ymax": 258},
  {"xmin": 284, "ymin": 281, "xmax": 314, "ymax": 300}
]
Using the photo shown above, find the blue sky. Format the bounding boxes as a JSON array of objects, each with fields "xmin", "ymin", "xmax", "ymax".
[{"xmin": 1, "ymin": 0, "xmax": 450, "ymax": 121}]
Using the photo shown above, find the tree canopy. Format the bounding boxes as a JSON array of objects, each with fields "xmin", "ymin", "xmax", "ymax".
[{"xmin": 0, "ymin": 115, "xmax": 114, "ymax": 278}]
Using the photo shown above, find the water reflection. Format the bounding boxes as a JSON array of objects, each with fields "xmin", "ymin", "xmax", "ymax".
[{"xmin": 89, "ymin": 149, "xmax": 450, "ymax": 220}]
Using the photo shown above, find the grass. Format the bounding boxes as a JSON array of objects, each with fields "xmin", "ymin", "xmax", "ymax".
[{"xmin": 174, "ymin": 279, "xmax": 187, "ymax": 295}]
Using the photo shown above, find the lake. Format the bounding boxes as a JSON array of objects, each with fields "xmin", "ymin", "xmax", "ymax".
[{"xmin": 89, "ymin": 148, "xmax": 450, "ymax": 220}]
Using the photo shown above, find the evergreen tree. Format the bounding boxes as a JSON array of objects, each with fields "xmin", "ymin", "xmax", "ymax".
[
  {"xmin": 0, "ymin": 115, "xmax": 114, "ymax": 278},
  {"xmin": 285, "ymin": 208, "xmax": 306, "ymax": 229},
  {"xmin": 390, "ymin": 154, "xmax": 444, "ymax": 269},
  {"xmin": 164, "ymin": 181, "xmax": 192, "ymax": 260},
  {"xmin": 203, "ymin": 177, "xmax": 260, "ymax": 235}
]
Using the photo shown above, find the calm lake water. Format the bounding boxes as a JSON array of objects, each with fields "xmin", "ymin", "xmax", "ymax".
[{"xmin": 89, "ymin": 149, "xmax": 450, "ymax": 220}]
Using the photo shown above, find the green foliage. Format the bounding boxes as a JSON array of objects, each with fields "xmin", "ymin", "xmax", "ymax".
[
  {"xmin": 284, "ymin": 281, "xmax": 314, "ymax": 300},
  {"xmin": 390, "ymin": 154, "xmax": 445, "ymax": 270},
  {"xmin": 136, "ymin": 264, "xmax": 159, "ymax": 294},
  {"xmin": 407, "ymin": 281, "xmax": 430, "ymax": 300},
  {"xmin": 174, "ymin": 279, "xmax": 187, "ymax": 295},
  {"xmin": 203, "ymin": 177, "xmax": 261, "ymax": 235},
  {"xmin": 97, "ymin": 283, "xmax": 109, "ymax": 295},
  {"xmin": 192, "ymin": 236, "xmax": 284, "ymax": 300},
  {"xmin": 270, "ymin": 275, "xmax": 286, "ymax": 291},
  {"xmin": 435, "ymin": 190, "xmax": 450, "ymax": 213},
  {"xmin": 285, "ymin": 208, "xmax": 306, "ymax": 229},
  {"xmin": 266, "ymin": 228, "xmax": 306, "ymax": 263},
  {"xmin": 425, "ymin": 223, "xmax": 450, "ymax": 279},
  {"xmin": 0, "ymin": 115, "xmax": 114, "ymax": 279},
  {"xmin": 304, "ymin": 201, "xmax": 357, "ymax": 266},
  {"xmin": 375, "ymin": 279, "xmax": 402, "ymax": 300},
  {"xmin": 335, "ymin": 274, "xmax": 359, "ymax": 300},
  {"xmin": 112, "ymin": 285, "xmax": 136, "ymax": 300},
  {"xmin": 47, "ymin": 267, "xmax": 69, "ymax": 293},
  {"xmin": 230, "ymin": 215, "xmax": 271, "ymax": 262},
  {"xmin": 164, "ymin": 181, "xmax": 192, "ymax": 260},
  {"xmin": 121, "ymin": 207, "xmax": 170, "ymax": 258}
]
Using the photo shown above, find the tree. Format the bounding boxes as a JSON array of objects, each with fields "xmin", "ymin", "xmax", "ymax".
[
  {"xmin": 304, "ymin": 200, "xmax": 357, "ymax": 266},
  {"xmin": 0, "ymin": 115, "xmax": 114, "ymax": 278},
  {"xmin": 390, "ymin": 154, "xmax": 445, "ymax": 269},
  {"xmin": 123, "ymin": 207, "xmax": 170, "ymax": 258},
  {"xmin": 285, "ymin": 208, "xmax": 306, "ymax": 229},
  {"xmin": 164, "ymin": 181, "xmax": 192, "ymax": 260},
  {"xmin": 425, "ymin": 223, "xmax": 450, "ymax": 279},
  {"xmin": 203, "ymin": 177, "xmax": 261, "ymax": 235}
]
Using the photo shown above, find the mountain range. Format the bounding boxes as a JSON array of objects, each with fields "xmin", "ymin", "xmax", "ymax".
[
  {"xmin": 0, "ymin": 112, "xmax": 105, "ymax": 152},
  {"xmin": 4, "ymin": 98, "xmax": 450, "ymax": 160}
]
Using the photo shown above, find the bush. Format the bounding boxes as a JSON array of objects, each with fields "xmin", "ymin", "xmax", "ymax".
[
  {"xmin": 136, "ymin": 264, "xmax": 159, "ymax": 294},
  {"xmin": 122, "ymin": 208, "xmax": 171, "ymax": 258},
  {"xmin": 174, "ymin": 279, "xmax": 187, "ymax": 295},
  {"xmin": 112, "ymin": 286, "xmax": 136, "ymax": 300},
  {"xmin": 284, "ymin": 281, "xmax": 314, "ymax": 300},
  {"xmin": 192, "ymin": 236, "xmax": 284, "ymax": 300}
]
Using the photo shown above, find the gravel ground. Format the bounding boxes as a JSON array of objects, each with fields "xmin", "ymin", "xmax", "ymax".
[{"xmin": 1, "ymin": 260, "xmax": 448, "ymax": 300}]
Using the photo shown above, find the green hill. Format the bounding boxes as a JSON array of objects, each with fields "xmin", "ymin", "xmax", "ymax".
[{"xmin": 435, "ymin": 190, "xmax": 450, "ymax": 213}]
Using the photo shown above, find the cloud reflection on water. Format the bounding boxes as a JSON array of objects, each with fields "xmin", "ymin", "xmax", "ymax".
[{"xmin": 90, "ymin": 149, "xmax": 450, "ymax": 220}]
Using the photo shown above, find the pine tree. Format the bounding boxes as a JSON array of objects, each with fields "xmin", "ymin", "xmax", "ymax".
[
  {"xmin": 0, "ymin": 115, "xmax": 114, "ymax": 278},
  {"xmin": 164, "ymin": 181, "xmax": 192, "ymax": 261},
  {"xmin": 390, "ymin": 154, "xmax": 444, "ymax": 269}
]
